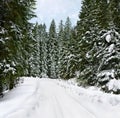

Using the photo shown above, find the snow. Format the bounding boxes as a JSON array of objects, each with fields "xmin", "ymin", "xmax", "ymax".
[
  {"xmin": 86, "ymin": 52, "xmax": 91, "ymax": 58},
  {"xmin": 0, "ymin": 77, "xmax": 120, "ymax": 118},
  {"xmin": 0, "ymin": 38, "xmax": 5, "ymax": 44},
  {"xmin": 106, "ymin": 34, "xmax": 111, "ymax": 43},
  {"xmin": 102, "ymin": 29, "xmax": 120, "ymax": 44},
  {"xmin": 106, "ymin": 55, "xmax": 119, "ymax": 63},
  {"xmin": 0, "ymin": 27, "xmax": 6, "ymax": 34},
  {"xmin": 101, "ymin": 30, "xmax": 113, "ymax": 43},
  {"xmin": 97, "ymin": 69, "xmax": 115, "ymax": 81},
  {"xmin": 3, "ymin": 64, "xmax": 16, "ymax": 74},
  {"xmin": 85, "ymin": 31, "xmax": 90, "ymax": 34},
  {"xmin": 107, "ymin": 79, "xmax": 120, "ymax": 92},
  {"xmin": 75, "ymin": 71, "xmax": 80, "ymax": 77},
  {"xmin": 108, "ymin": 44, "xmax": 115, "ymax": 53},
  {"xmin": 67, "ymin": 54, "xmax": 75, "ymax": 59}
]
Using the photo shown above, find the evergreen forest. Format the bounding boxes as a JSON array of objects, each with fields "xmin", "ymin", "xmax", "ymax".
[{"xmin": 0, "ymin": 0, "xmax": 120, "ymax": 95}]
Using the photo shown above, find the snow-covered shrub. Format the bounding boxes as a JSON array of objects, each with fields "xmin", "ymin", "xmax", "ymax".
[{"xmin": 107, "ymin": 79, "xmax": 120, "ymax": 94}]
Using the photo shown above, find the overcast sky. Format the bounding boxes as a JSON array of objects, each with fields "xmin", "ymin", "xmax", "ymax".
[{"xmin": 32, "ymin": 0, "xmax": 82, "ymax": 28}]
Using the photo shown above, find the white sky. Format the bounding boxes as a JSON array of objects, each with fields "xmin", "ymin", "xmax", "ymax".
[{"xmin": 32, "ymin": 0, "xmax": 82, "ymax": 29}]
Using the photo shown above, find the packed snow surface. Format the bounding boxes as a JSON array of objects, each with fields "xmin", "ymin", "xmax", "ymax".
[{"xmin": 0, "ymin": 77, "xmax": 120, "ymax": 118}]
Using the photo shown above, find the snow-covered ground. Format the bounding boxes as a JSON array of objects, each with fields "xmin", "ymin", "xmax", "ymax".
[{"xmin": 0, "ymin": 77, "xmax": 120, "ymax": 118}]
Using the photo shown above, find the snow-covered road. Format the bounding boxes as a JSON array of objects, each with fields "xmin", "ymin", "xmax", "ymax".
[
  {"xmin": 36, "ymin": 79, "xmax": 96, "ymax": 118},
  {"xmin": 0, "ymin": 77, "xmax": 120, "ymax": 118}
]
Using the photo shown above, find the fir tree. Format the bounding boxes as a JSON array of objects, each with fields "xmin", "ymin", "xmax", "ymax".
[
  {"xmin": 76, "ymin": 0, "xmax": 99, "ymax": 85},
  {"xmin": 48, "ymin": 20, "xmax": 58, "ymax": 78},
  {"xmin": 58, "ymin": 20, "xmax": 65, "ymax": 78},
  {"xmin": 59, "ymin": 17, "xmax": 75, "ymax": 79}
]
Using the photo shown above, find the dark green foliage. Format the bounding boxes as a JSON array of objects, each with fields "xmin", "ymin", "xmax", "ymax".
[
  {"xmin": 59, "ymin": 17, "xmax": 76, "ymax": 79},
  {"xmin": 108, "ymin": 0, "xmax": 120, "ymax": 32},
  {"xmin": 76, "ymin": 0, "xmax": 120, "ymax": 93},
  {"xmin": 30, "ymin": 18, "xmax": 76, "ymax": 80},
  {"xmin": 96, "ymin": 30, "xmax": 120, "ymax": 91},
  {"xmin": 48, "ymin": 20, "xmax": 58, "ymax": 78},
  {"xmin": 0, "ymin": 0, "xmax": 36, "ymax": 94},
  {"xmin": 29, "ymin": 23, "xmax": 48, "ymax": 77}
]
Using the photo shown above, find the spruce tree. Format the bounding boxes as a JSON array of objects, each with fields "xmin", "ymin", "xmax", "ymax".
[
  {"xmin": 76, "ymin": 0, "xmax": 99, "ymax": 85},
  {"xmin": 58, "ymin": 20, "xmax": 65, "ymax": 78},
  {"xmin": 41, "ymin": 24, "xmax": 48, "ymax": 77},
  {"xmin": 48, "ymin": 20, "xmax": 58, "ymax": 78},
  {"xmin": 59, "ymin": 17, "xmax": 75, "ymax": 79}
]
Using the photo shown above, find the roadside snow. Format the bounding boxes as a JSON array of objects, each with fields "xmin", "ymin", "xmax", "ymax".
[
  {"xmin": 0, "ymin": 77, "xmax": 120, "ymax": 118},
  {"xmin": 57, "ymin": 79, "xmax": 120, "ymax": 117},
  {"xmin": 0, "ymin": 77, "xmax": 40, "ymax": 118},
  {"xmin": 58, "ymin": 79, "xmax": 120, "ymax": 105},
  {"xmin": 107, "ymin": 79, "xmax": 120, "ymax": 92}
]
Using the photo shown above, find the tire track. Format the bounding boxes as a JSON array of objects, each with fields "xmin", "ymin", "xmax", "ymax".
[
  {"xmin": 52, "ymin": 96, "xmax": 65, "ymax": 118},
  {"xmin": 66, "ymin": 92, "xmax": 97, "ymax": 118}
]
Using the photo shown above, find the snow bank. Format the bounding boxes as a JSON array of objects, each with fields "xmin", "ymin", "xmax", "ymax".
[
  {"xmin": 107, "ymin": 79, "xmax": 120, "ymax": 92},
  {"xmin": 57, "ymin": 79, "xmax": 120, "ymax": 106},
  {"xmin": 0, "ymin": 77, "xmax": 40, "ymax": 118},
  {"xmin": 56, "ymin": 79, "xmax": 120, "ymax": 118}
]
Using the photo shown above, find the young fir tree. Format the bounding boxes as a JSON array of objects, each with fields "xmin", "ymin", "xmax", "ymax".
[
  {"xmin": 59, "ymin": 17, "xmax": 76, "ymax": 79},
  {"xmin": 58, "ymin": 20, "xmax": 65, "ymax": 78},
  {"xmin": 46, "ymin": 31, "xmax": 52, "ymax": 78},
  {"xmin": 48, "ymin": 20, "xmax": 58, "ymax": 78},
  {"xmin": 40, "ymin": 24, "xmax": 48, "ymax": 77},
  {"xmin": 29, "ymin": 23, "xmax": 41, "ymax": 77}
]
